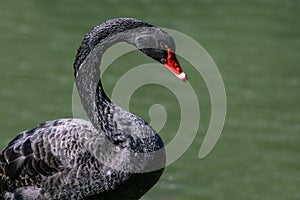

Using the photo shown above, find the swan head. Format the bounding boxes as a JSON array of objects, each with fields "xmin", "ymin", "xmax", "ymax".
[{"xmin": 134, "ymin": 29, "xmax": 187, "ymax": 81}]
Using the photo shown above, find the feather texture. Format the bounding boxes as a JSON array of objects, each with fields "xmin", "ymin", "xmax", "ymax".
[{"xmin": 0, "ymin": 18, "xmax": 181, "ymax": 199}]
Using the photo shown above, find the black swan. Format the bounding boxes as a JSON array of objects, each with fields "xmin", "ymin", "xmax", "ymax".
[{"xmin": 0, "ymin": 18, "xmax": 186, "ymax": 200}]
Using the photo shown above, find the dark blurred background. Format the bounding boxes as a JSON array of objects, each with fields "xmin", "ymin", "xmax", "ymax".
[{"xmin": 0, "ymin": 0, "xmax": 299, "ymax": 199}]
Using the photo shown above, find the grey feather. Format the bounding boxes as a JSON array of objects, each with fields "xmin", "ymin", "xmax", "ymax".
[{"xmin": 0, "ymin": 18, "xmax": 180, "ymax": 200}]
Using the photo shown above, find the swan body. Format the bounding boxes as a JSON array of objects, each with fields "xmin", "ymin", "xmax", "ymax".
[{"xmin": 0, "ymin": 18, "xmax": 185, "ymax": 200}]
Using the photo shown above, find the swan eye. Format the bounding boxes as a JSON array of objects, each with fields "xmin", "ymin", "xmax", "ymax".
[{"xmin": 160, "ymin": 42, "xmax": 168, "ymax": 49}]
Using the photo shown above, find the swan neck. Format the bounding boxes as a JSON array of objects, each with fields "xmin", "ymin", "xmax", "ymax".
[{"xmin": 74, "ymin": 19, "xmax": 152, "ymax": 134}]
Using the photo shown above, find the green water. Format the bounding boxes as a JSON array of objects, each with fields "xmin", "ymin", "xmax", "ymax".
[{"xmin": 0, "ymin": 0, "xmax": 299, "ymax": 199}]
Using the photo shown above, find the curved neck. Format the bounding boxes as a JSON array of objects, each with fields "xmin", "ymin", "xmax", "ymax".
[{"xmin": 73, "ymin": 18, "xmax": 153, "ymax": 134}]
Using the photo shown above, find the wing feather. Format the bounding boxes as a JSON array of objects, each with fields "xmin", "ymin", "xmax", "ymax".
[{"xmin": 0, "ymin": 118, "xmax": 138, "ymax": 199}]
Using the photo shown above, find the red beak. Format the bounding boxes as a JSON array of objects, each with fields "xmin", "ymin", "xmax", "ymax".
[{"xmin": 164, "ymin": 48, "xmax": 187, "ymax": 81}]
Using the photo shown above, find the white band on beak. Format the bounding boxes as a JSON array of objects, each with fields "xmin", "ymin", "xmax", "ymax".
[{"xmin": 176, "ymin": 72, "xmax": 187, "ymax": 81}]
